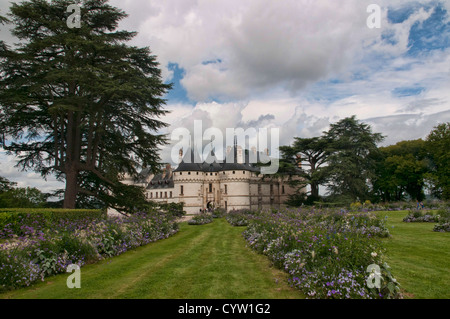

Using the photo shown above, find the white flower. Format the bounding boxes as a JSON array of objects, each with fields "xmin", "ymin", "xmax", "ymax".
[{"xmin": 371, "ymin": 252, "xmax": 377, "ymax": 257}]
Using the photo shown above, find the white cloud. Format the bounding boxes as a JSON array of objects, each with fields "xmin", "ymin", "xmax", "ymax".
[
  {"xmin": 118, "ymin": 0, "xmax": 381, "ymax": 101},
  {"xmin": 0, "ymin": 149, "xmax": 64, "ymax": 193}
]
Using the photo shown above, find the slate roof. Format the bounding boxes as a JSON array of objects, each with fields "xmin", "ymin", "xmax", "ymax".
[
  {"xmin": 146, "ymin": 168, "xmax": 174, "ymax": 190},
  {"xmin": 173, "ymin": 146, "xmax": 266, "ymax": 173}
]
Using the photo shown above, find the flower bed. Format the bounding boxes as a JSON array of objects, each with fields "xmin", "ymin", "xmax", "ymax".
[
  {"xmin": 0, "ymin": 208, "xmax": 105, "ymax": 239},
  {"xmin": 433, "ymin": 221, "xmax": 450, "ymax": 232},
  {"xmin": 402, "ymin": 210, "xmax": 440, "ymax": 223},
  {"xmin": 229, "ymin": 208, "xmax": 401, "ymax": 299},
  {"xmin": 0, "ymin": 211, "xmax": 178, "ymax": 292},
  {"xmin": 432, "ymin": 208, "xmax": 450, "ymax": 232},
  {"xmin": 402, "ymin": 208, "xmax": 450, "ymax": 232},
  {"xmin": 188, "ymin": 213, "xmax": 213, "ymax": 225},
  {"xmin": 225, "ymin": 209, "xmax": 256, "ymax": 226}
]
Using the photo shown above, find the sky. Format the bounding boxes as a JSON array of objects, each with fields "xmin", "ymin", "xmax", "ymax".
[{"xmin": 0, "ymin": 0, "xmax": 449, "ymax": 193}]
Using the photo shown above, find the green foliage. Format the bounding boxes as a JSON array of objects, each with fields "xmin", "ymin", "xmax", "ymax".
[
  {"xmin": 426, "ymin": 123, "xmax": 450, "ymax": 200},
  {"xmin": 0, "ymin": 176, "xmax": 49, "ymax": 209},
  {"xmin": 212, "ymin": 207, "xmax": 226, "ymax": 218},
  {"xmin": 279, "ymin": 136, "xmax": 329, "ymax": 201},
  {"xmin": 157, "ymin": 202, "xmax": 186, "ymax": 218},
  {"xmin": 0, "ymin": 186, "xmax": 48, "ymax": 208},
  {"xmin": 279, "ymin": 120, "xmax": 448, "ymax": 204},
  {"xmin": 373, "ymin": 140, "xmax": 428, "ymax": 202},
  {"xmin": 324, "ymin": 116, "xmax": 384, "ymax": 202},
  {"xmin": 0, "ymin": 0, "xmax": 172, "ymax": 209}
]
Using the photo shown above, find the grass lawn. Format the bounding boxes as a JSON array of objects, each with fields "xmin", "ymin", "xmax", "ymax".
[
  {"xmin": 375, "ymin": 210, "xmax": 450, "ymax": 299},
  {"xmin": 0, "ymin": 218, "xmax": 302, "ymax": 299}
]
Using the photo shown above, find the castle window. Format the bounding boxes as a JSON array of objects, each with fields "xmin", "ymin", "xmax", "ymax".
[
  {"xmin": 170, "ymin": 191, "xmax": 172, "ymax": 198},
  {"xmin": 224, "ymin": 185, "xmax": 228, "ymax": 194},
  {"xmin": 209, "ymin": 183, "xmax": 212, "ymax": 193},
  {"xmin": 180, "ymin": 185, "xmax": 184, "ymax": 195},
  {"xmin": 160, "ymin": 192, "xmax": 162, "ymax": 198},
  {"xmin": 282, "ymin": 186, "xmax": 285, "ymax": 194},
  {"xmin": 156, "ymin": 192, "xmax": 158, "ymax": 198},
  {"xmin": 188, "ymin": 172, "xmax": 191, "ymax": 175},
  {"xmin": 233, "ymin": 171, "xmax": 235, "ymax": 174},
  {"xmin": 165, "ymin": 191, "xmax": 167, "ymax": 198},
  {"xmin": 225, "ymin": 201, "xmax": 227, "ymax": 211},
  {"xmin": 180, "ymin": 172, "xmax": 182, "ymax": 175},
  {"xmin": 243, "ymin": 171, "xmax": 245, "ymax": 174},
  {"xmin": 197, "ymin": 172, "xmax": 199, "ymax": 175},
  {"xmin": 270, "ymin": 184, "xmax": 273, "ymax": 194},
  {"xmin": 150, "ymin": 193, "xmax": 153, "ymax": 199}
]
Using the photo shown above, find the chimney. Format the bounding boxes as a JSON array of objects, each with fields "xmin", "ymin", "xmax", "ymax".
[
  {"xmin": 226, "ymin": 146, "xmax": 232, "ymax": 157},
  {"xmin": 250, "ymin": 146, "xmax": 257, "ymax": 164},
  {"xmin": 237, "ymin": 145, "xmax": 244, "ymax": 164},
  {"xmin": 166, "ymin": 164, "xmax": 172, "ymax": 178}
]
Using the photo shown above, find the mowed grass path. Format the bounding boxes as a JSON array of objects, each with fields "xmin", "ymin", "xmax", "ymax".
[
  {"xmin": 0, "ymin": 218, "xmax": 302, "ymax": 299},
  {"xmin": 376, "ymin": 211, "xmax": 450, "ymax": 299}
]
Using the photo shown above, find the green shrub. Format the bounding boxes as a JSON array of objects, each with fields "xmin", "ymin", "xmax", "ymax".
[
  {"xmin": 188, "ymin": 213, "xmax": 213, "ymax": 225},
  {"xmin": 433, "ymin": 222, "xmax": 450, "ymax": 232},
  {"xmin": 226, "ymin": 209, "xmax": 257, "ymax": 226},
  {"xmin": 212, "ymin": 208, "xmax": 226, "ymax": 218}
]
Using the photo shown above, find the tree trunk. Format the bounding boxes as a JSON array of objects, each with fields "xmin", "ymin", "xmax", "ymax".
[
  {"xmin": 63, "ymin": 168, "xmax": 78, "ymax": 209},
  {"xmin": 310, "ymin": 182, "xmax": 319, "ymax": 198}
]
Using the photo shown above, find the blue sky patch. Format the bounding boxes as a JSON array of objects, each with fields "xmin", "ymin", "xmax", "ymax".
[
  {"xmin": 387, "ymin": 2, "xmax": 425, "ymax": 24},
  {"xmin": 392, "ymin": 86, "xmax": 426, "ymax": 97},
  {"xmin": 164, "ymin": 63, "xmax": 195, "ymax": 105},
  {"xmin": 407, "ymin": 3, "xmax": 450, "ymax": 56}
]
